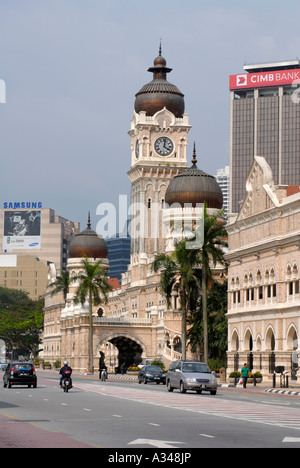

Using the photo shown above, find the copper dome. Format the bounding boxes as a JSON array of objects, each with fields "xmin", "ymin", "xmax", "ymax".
[
  {"xmin": 165, "ymin": 146, "xmax": 223, "ymax": 209},
  {"xmin": 68, "ymin": 215, "xmax": 108, "ymax": 259},
  {"xmin": 134, "ymin": 46, "xmax": 185, "ymax": 118}
]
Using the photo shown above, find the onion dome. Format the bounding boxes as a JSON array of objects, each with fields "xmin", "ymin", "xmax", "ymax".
[
  {"xmin": 165, "ymin": 144, "xmax": 223, "ymax": 209},
  {"xmin": 69, "ymin": 213, "xmax": 108, "ymax": 259},
  {"xmin": 135, "ymin": 44, "xmax": 185, "ymax": 118}
]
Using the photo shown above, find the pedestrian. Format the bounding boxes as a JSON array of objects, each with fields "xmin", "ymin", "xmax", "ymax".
[{"xmin": 241, "ymin": 363, "xmax": 250, "ymax": 388}]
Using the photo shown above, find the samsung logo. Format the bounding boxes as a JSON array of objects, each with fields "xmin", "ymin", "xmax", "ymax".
[{"xmin": 3, "ymin": 202, "xmax": 43, "ymax": 209}]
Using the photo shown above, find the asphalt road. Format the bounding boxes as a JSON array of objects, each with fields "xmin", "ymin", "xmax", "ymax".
[{"xmin": 1, "ymin": 371, "xmax": 300, "ymax": 449}]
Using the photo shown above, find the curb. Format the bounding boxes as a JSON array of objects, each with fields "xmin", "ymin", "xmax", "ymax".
[{"xmin": 265, "ymin": 388, "xmax": 300, "ymax": 396}]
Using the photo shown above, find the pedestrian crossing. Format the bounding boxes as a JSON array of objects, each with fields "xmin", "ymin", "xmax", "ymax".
[{"xmin": 76, "ymin": 382, "xmax": 300, "ymax": 432}]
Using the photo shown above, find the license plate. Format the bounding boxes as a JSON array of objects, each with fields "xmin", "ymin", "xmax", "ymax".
[{"xmin": 19, "ymin": 373, "xmax": 29, "ymax": 376}]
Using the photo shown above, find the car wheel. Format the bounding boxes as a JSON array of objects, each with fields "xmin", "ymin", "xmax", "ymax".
[
  {"xmin": 144, "ymin": 377, "xmax": 147, "ymax": 384},
  {"xmin": 138, "ymin": 378, "xmax": 142, "ymax": 384},
  {"xmin": 180, "ymin": 381, "xmax": 186, "ymax": 394},
  {"xmin": 167, "ymin": 380, "xmax": 173, "ymax": 392},
  {"xmin": 210, "ymin": 390, "xmax": 217, "ymax": 395},
  {"xmin": 3, "ymin": 382, "xmax": 7, "ymax": 388},
  {"xmin": 8, "ymin": 381, "xmax": 11, "ymax": 389}
]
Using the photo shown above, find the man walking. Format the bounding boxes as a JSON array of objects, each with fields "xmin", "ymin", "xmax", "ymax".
[{"xmin": 241, "ymin": 363, "xmax": 250, "ymax": 389}]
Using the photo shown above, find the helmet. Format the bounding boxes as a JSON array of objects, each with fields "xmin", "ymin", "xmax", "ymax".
[{"xmin": 64, "ymin": 360, "xmax": 68, "ymax": 366}]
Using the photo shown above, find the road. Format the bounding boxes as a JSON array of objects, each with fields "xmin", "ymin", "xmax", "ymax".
[{"xmin": 1, "ymin": 371, "xmax": 300, "ymax": 449}]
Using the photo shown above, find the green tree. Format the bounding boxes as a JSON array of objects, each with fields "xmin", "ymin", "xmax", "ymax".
[
  {"xmin": 198, "ymin": 204, "xmax": 228, "ymax": 363},
  {"xmin": 0, "ymin": 287, "xmax": 44, "ymax": 357},
  {"xmin": 73, "ymin": 257, "xmax": 112, "ymax": 374},
  {"xmin": 188, "ymin": 280, "xmax": 228, "ymax": 361},
  {"xmin": 153, "ymin": 239, "xmax": 201, "ymax": 360},
  {"xmin": 47, "ymin": 269, "xmax": 71, "ymax": 301}
]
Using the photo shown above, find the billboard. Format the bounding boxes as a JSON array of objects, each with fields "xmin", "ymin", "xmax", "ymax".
[
  {"xmin": 229, "ymin": 68, "xmax": 300, "ymax": 91},
  {"xmin": 3, "ymin": 211, "xmax": 41, "ymax": 251}
]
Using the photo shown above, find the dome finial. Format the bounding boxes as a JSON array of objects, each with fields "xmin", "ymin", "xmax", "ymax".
[
  {"xmin": 192, "ymin": 142, "xmax": 197, "ymax": 167},
  {"xmin": 159, "ymin": 40, "xmax": 162, "ymax": 56},
  {"xmin": 87, "ymin": 211, "xmax": 91, "ymax": 229}
]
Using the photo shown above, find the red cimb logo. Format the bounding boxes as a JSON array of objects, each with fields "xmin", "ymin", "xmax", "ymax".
[{"xmin": 236, "ymin": 75, "xmax": 247, "ymax": 87}]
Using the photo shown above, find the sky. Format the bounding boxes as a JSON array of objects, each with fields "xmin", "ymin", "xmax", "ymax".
[{"xmin": 1, "ymin": 0, "xmax": 300, "ymax": 234}]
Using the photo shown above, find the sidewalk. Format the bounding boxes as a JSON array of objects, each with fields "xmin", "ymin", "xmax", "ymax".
[
  {"xmin": 0, "ymin": 413, "xmax": 93, "ymax": 448},
  {"xmin": 218, "ymin": 379, "xmax": 300, "ymax": 396}
]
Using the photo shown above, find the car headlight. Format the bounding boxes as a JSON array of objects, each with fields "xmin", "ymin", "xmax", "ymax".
[{"xmin": 185, "ymin": 378, "xmax": 196, "ymax": 383}]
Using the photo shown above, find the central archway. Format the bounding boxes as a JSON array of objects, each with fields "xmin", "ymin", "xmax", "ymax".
[
  {"xmin": 109, "ymin": 336, "xmax": 143, "ymax": 370},
  {"xmin": 97, "ymin": 334, "xmax": 145, "ymax": 372}
]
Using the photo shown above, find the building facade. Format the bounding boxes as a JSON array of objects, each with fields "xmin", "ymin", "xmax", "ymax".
[
  {"xmin": 0, "ymin": 255, "xmax": 49, "ymax": 300},
  {"xmin": 227, "ymin": 156, "xmax": 300, "ymax": 382},
  {"xmin": 229, "ymin": 60, "xmax": 300, "ymax": 214},
  {"xmin": 43, "ymin": 48, "xmax": 224, "ymax": 372}
]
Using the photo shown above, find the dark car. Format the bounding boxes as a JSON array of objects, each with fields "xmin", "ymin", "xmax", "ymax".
[
  {"xmin": 3, "ymin": 362, "xmax": 37, "ymax": 389},
  {"xmin": 138, "ymin": 365, "xmax": 166, "ymax": 385}
]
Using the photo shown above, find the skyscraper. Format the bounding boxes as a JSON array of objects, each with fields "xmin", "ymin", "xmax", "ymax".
[
  {"xmin": 229, "ymin": 59, "xmax": 300, "ymax": 213},
  {"xmin": 214, "ymin": 166, "xmax": 229, "ymax": 220}
]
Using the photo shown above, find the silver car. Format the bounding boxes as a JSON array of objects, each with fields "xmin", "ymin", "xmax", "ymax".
[{"xmin": 166, "ymin": 360, "xmax": 217, "ymax": 395}]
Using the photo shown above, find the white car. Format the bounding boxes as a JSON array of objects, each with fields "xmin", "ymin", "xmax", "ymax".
[
  {"xmin": 166, "ymin": 360, "xmax": 217, "ymax": 395},
  {"xmin": 0, "ymin": 361, "xmax": 8, "ymax": 371}
]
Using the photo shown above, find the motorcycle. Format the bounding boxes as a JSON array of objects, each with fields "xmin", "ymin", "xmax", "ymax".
[
  {"xmin": 100, "ymin": 369, "xmax": 108, "ymax": 381},
  {"xmin": 62, "ymin": 370, "xmax": 72, "ymax": 392}
]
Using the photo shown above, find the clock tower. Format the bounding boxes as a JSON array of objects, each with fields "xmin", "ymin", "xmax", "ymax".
[{"xmin": 128, "ymin": 46, "xmax": 191, "ymax": 260}]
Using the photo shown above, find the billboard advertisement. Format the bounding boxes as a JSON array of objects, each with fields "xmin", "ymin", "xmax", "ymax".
[
  {"xmin": 229, "ymin": 68, "xmax": 300, "ymax": 91},
  {"xmin": 3, "ymin": 211, "xmax": 41, "ymax": 251}
]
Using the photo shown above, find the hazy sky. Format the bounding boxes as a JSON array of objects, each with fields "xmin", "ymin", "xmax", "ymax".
[{"xmin": 1, "ymin": 0, "xmax": 300, "ymax": 233}]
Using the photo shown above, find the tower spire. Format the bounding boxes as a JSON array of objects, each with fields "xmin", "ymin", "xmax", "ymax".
[
  {"xmin": 191, "ymin": 142, "xmax": 197, "ymax": 167},
  {"xmin": 87, "ymin": 211, "xmax": 91, "ymax": 229}
]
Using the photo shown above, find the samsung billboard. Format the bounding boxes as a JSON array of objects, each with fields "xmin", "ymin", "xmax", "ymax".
[{"xmin": 3, "ymin": 210, "xmax": 41, "ymax": 251}]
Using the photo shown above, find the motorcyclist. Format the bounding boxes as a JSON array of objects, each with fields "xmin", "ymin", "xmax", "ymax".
[
  {"xmin": 60, "ymin": 360, "xmax": 73, "ymax": 388},
  {"xmin": 99, "ymin": 359, "xmax": 108, "ymax": 380}
]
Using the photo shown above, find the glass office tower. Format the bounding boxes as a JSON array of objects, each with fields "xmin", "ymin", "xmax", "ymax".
[{"xmin": 229, "ymin": 60, "xmax": 300, "ymax": 213}]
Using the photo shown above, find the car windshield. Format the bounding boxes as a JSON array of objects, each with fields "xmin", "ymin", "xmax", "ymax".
[
  {"xmin": 146, "ymin": 366, "xmax": 163, "ymax": 372},
  {"xmin": 13, "ymin": 363, "xmax": 32, "ymax": 370},
  {"xmin": 182, "ymin": 363, "xmax": 211, "ymax": 374}
]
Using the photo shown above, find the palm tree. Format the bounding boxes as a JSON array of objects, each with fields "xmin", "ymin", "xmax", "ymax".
[
  {"xmin": 199, "ymin": 204, "xmax": 228, "ymax": 364},
  {"xmin": 48, "ymin": 270, "xmax": 70, "ymax": 302},
  {"xmin": 73, "ymin": 257, "xmax": 112, "ymax": 374},
  {"xmin": 153, "ymin": 239, "xmax": 201, "ymax": 360}
]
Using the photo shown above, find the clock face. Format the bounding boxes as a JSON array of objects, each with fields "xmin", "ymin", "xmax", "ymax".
[
  {"xmin": 135, "ymin": 139, "xmax": 139, "ymax": 159},
  {"xmin": 154, "ymin": 137, "xmax": 174, "ymax": 156}
]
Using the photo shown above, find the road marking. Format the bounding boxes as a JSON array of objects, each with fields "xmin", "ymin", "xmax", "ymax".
[
  {"xmin": 283, "ymin": 437, "xmax": 300, "ymax": 443},
  {"xmin": 149, "ymin": 423, "xmax": 160, "ymax": 426},
  {"xmin": 199, "ymin": 434, "xmax": 215, "ymax": 439},
  {"xmin": 113, "ymin": 414, "xmax": 122, "ymax": 418},
  {"xmin": 75, "ymin": 382, "xmax": 300, "ymax": 432},
  {"xmin": 83, "ymin": 408, "xmax": 91, "ymax": 412},
  {"xmin": 128, "ymin": 439, "xmax": 185, "ymax": 448},
  {"xmin": 61, "ymin": 403, "xmax": 67, "ymax": 406}
]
